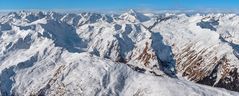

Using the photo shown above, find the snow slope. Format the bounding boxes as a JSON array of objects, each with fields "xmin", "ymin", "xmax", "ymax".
[
  {"xmin": 0, "ymin": 10, "xmax": 239, "ymax": 95},
  {"xmin": 2, "ymin": 52, "xmax": 238, "ymax": 96}
]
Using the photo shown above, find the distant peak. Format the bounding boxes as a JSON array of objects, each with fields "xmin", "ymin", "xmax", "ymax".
[
  {"xmin": 125, "ymin": 9, "xmax": 141, "ymax": 16},
  {"xmin": 128, "ymin": 9, "xmax": 137, "ymax": 14},
  {"xmin": 120, "ymin": 9, "xmax": 150, "ymax": 22}
]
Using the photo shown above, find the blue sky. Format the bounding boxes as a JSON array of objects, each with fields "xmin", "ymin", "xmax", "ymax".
[{"xmin": 0, "ymin": 0, "xmax": 238, "ymax": 10}]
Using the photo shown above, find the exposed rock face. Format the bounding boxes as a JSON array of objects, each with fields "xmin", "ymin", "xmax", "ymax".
[{"xmin": 0, "ymin": 10, "xmax": 239, "ymax": 95}]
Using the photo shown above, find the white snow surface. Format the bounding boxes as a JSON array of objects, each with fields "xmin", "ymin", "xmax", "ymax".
[
  {"xmin": 4, "ymin": 52, "xmax": 239, "ymax": 96},
  {"xmin": 0, "ymin": 10, "xmax": 239, "ymax": 95}
]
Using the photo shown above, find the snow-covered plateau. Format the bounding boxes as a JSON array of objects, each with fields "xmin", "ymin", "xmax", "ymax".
[{"xmin": 0, "ymin": 10, "xmax": 239, "ymax": 96}]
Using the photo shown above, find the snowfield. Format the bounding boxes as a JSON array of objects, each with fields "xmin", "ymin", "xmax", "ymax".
[
  {"xmin": 0, "ymin": 10, "xmax": 239, "ymax": 95},
  {"xmin": 2, "ymin": 52, "xmax": 238, "ymax": 96}
]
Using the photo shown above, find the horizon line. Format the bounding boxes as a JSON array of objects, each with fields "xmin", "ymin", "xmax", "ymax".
[{"xmin": 0, "ymin": 8, "xmax": 239, "ymax": 14}]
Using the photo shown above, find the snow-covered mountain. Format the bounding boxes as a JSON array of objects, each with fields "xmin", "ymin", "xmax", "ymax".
[{"xmin": 0, "ymin": 10, "xmax": 239, "ymax": 95}]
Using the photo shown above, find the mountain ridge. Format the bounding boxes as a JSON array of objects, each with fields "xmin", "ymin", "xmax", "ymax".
[{"xmin": 0, "ymin": 10, "xmax": 239, "ymax": 95}]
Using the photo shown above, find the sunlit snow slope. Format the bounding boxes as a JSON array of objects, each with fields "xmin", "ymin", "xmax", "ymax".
[{"xmin": 0, "ymin": 10, "xmax": 239, "ymax": 96}]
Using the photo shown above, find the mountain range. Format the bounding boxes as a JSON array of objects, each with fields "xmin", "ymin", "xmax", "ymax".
[{"xmin": 0, "ymin": 9, "xmax": 239, "ymax": 96}]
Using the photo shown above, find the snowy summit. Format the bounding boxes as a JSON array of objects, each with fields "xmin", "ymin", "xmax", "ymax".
[{"xmin": 0, "ymin": 10, "xmax": 239, "ymax": 96}]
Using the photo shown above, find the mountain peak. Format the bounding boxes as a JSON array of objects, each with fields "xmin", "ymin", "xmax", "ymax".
[
  {"xmin": 120, "ymin": 9, "xmax": 150, "ymax": 22},
  {"xmin": 127, "ymin": 9, "xmax": 137, "ymax": 15}
]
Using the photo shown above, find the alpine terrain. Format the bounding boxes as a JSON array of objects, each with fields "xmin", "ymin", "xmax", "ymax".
[{"xmin": 0, "ymin": 10, "xmax": 239, "ymax": 96}]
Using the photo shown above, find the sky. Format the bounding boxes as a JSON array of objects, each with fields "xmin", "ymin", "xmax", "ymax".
[{"xmin": 0, "ymin": 0, "xmax": 238, "ymax": 11}]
